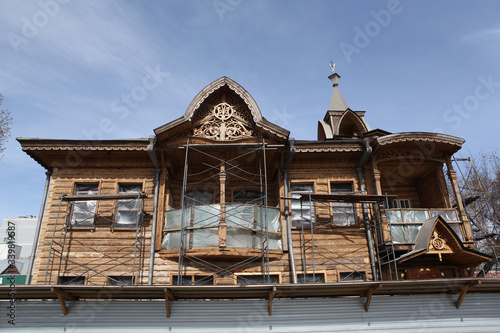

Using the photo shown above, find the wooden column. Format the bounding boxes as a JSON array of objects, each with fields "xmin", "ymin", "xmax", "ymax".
[
  {"xmin": 445, "ymin": 159, "xmax": 474, "ymax": 241},
  {"xmin": 219, "ymin": 162, "xmax": 227, "ymax": 247},
  {"xmin": 373, "ymin": 168, "xmax": 382, "ymax": 196}
]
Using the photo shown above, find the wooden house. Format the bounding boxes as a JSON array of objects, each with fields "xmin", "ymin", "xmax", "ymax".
[
  {"xmin": 5, "ymin": 69, "xmax": 500, "ymax": 332},
  {"xmin": 17, "ymin": 69, "xmax": 491, "ymax": 289}
]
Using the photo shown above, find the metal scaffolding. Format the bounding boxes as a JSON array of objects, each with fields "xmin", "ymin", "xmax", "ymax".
[
  {"xmin": 44, "ymin": 192, "xmax": 147, "ymax": 285},
  {"xmin": 294, "ymin": 193, "xmax": 397, "ymax": 282},
  {"xmin": 174, "ymin": 140, "xmax": 274, "ymax": 285}
]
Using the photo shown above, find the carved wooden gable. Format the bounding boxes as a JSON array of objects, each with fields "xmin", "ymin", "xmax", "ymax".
[{"xmin": 191, "ymin": 92, "xmax": 254, "ymax": 141}]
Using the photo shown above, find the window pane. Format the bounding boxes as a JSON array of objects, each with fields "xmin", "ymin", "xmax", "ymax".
[
  {"xmin": 108, "ymin": 276, "xmax": 133, "ymax": 286},
  {"xmin": 297, "ymin": 273, "xmax": 324, "ymax": 284},
  {"xmin": 406, "ymin": 225, "xmax": 421, "ymax": 243},
  {"xmin": 386, "ymin": 210, "xmax": 403, "ymax": 223},
  {"xmin": 58, "ymin": 276, "xmax": 85, "ymax": 285},
  {"xmin": 390, "ymin": 225, "xmax": 406, "ymax": 243},
  {"xmin": 339, "ymin": 271, "xmax": 365, "ymax": 281},
  {"xmin": 194, "ymin": 276, "xmax": 214, "ymax": 285},
  {"xmin": 71, "ymin": 184, "xmax": 98, "ymax": 227},
  {"xmin": 237, "ymin": 275, "xmax": 280, "ymax": 285},
  {"xmin": 402, "ymin": 210, "xmax": 429, "ymax": 223},
  {"xmin": 172, "ymin": 275, "xmax": 193, "ymax": 285},
  {"xmin": 115, "ymin": 184, "xmax": 142, "ymax": 228},
  {"xmin": 331, "ymin": 182, "xmax": 355, "ymax": 225},
  {"xmin": 184, "ymin": 189, "xmax": 214, "ymax": 207},
  {"xmin": 430, "ymin": 210, "xmax": 458, "ymax": 222},
  {"xmin": 233, "ymin": 190, "xmax": 263, "ymax": 204},
  {"xmin": 290, "ymin": 183, "xmax": 314, "ymax": 226}
]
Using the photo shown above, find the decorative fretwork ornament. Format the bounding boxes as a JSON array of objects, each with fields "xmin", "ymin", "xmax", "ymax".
[
  {"xmin": 192, "ymin": 99, "xmax": 254, "ymax": 141},
  {"xmin": 430, "ymin": 230, "xmax": 450, "ymax": 252}
]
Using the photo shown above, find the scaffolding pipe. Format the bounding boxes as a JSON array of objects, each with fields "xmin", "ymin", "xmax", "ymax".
[
  {"xmin": 357, "ymin": 138, "xmax": 378, "ymax": 281},
  {"xmin": 283, "ymin": 139, "xmax": 297, "ymax": 284},
  {"xmin": 147, "ymin": 137, "xmax": 161, "ymax": 285},
  {"xmin": 27, "ymin": 170, "xmax": 52, "ymax": 284}
]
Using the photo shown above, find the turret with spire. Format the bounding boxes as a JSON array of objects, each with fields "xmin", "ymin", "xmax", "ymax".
[{"xmin": 318, "ymin": 63, "xmax": 370, "ymax": 140}]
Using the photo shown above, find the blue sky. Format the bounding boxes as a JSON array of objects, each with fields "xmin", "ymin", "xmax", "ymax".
[{"xmin": 0, "ymin": 0, "xmax": 499, "ymax": 221}]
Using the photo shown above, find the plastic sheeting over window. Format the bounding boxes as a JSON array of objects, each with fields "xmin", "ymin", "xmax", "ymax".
[
  {"xmin": 291, "ymin": 183, "xmax": 314, "ymax": 226},
  {"xmin": 162, "ymin": 204, "xmax": 281, "ymax": 250},
  {"xmin": 71, "ymin": 184, "xmax": 98, "ymax": 227},
  {"xmin": 330, "ymin": 182, "xmax": 356, "ymax": 226},
  {"xmin": 115, "ymin": 184, "xmax": 142, "ymax": 228},
  {"xmin": 387, "ymin": 209, "xmax": 463, "ymax": 243}
]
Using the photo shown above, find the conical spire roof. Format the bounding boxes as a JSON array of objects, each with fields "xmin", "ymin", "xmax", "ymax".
[{"xmin": 327, "ymin": 71, "xmax": 349, "ymax": 112}]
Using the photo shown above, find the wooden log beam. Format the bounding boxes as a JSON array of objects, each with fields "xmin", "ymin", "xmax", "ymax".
[
  {"xmin": 164, "ymin": 288, "xmax": 176, "ymax": 318},
  {"xmin": 268, "ymin": 286, "xmax": 276, "ymax": 316},
  {"xmin": 364, "ymin": 283, "xmax": 382, "ymax": 312},
  {"xmin": 456, "ymin": 280, "xmax": 481, "ymax": 309},
  {"xmin": 51, "ymin": 287, "xmax": 75, "ymax": 315}
]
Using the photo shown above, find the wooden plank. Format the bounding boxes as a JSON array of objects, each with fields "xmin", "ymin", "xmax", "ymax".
[
  {"xmin": 364, "ymin": 283, "xmax": 382, "ymax": 312},
  {"xmin": 268, "ymin": 286, "xmax": 276, "ymax": 315},
  {"xmin": 164, "ymin": 288, "xmax": 176, "ymax": 318},
  {"xmin": 52, "ymin": 287, "xmax": 70, "ymax": 315},
  {"xmin": 63, "ymin": 192, "xmax": 148, "ymax": 201},
  {"xmin": 456, "ymin": 280, "xmax": 481, "ymax": 309}
]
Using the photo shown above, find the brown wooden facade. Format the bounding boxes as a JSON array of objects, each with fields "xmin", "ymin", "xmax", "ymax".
[{"xmin": 18, "ymin": 73, "xmax": 490, "ymax": 287}]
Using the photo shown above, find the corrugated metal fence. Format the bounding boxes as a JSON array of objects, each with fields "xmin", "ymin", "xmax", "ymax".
[{"xmin": 2, "ymin": 293, "xmax": 500, "ymax": 332}]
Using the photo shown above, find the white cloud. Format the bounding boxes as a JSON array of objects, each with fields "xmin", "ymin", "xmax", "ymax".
[{"xmin": 462, "ymin": 27, "xmax": 500, "ymax": 42}]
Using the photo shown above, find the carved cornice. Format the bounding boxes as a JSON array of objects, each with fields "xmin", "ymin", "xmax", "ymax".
[
  {"xmin": 255, "ymin": 123, "xmax": 288, "ymax": 139},
  {"xmin": 295, "ymin": 147, "xmax": 362, "ymax": 153},
  {"xmin": 21, "ymin": 145, "xmax": 148, "ymax": 152},
  {"xmin": 377, "ymin": 132, "xmax": 465, "ymax": 147}
]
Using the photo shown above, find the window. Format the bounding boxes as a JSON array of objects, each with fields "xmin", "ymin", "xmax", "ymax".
[
  {"xmin": 184, "ymin": 189, "xmax": 214, "ymax": 208},
  {"xmin": 297, "ymin": 273, "xmax": 325, "ymax": 284},
  {"xmin": 171, "ymin": 275, "xmax": 214, "ymax": 285},
  {"xmin": 386, "ymin": 199, "xmax": 410, "ymax": 209},
  {"xmin": 339, "ymin": 271, "xmax": 366, "ymax": 282},
  {"xmin": 115, "ymin": 184, "xmax": 142, "ymax": 228},
  {"xmin": 108, "ymin": 276, "xmax": 134, "ymax": 286},
  {"xmin": 233, "ymin": 189, "xmax": 263, "ymax": 205},
  {"xmin": 290, "ymin": 183, "xmax": 315, "ymax": 226},
  {"xmin": 236, "ymin": 274, "xmax": 280, "ymax": 285},
  {"xmin": 70, "ymin": 183, "xmax": 98, "ymax": 227},
  {"xmin": 58, "ymin": 276, "xmax": 85, "ymax": 285},
  {"xmin": 330, "ymin": 182, "xmax": 355, "ymax": 225}
]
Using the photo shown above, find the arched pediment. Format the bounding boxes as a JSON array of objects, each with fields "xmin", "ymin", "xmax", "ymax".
[
  {"xmin": 189, "ymin": 84, "xmax": 255, "ymax": 141},
  {"xmin": 184, "ymin": 77, "xmax": 263, "ymax": 123},
  {"xmin": 154, "ymin": 77, "xmax": 289, "ymax": 142},
  {"xmin": 336, "ymin": 110, "xmax": 369, "ymax": 137}
]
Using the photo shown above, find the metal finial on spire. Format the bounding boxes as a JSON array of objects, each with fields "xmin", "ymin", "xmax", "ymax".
[{"xmin": 329, "ymin": 61, "xmax": 335, "ymax": 74}]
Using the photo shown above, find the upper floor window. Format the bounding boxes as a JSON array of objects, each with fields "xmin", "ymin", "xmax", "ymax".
[
  {"xmin": 115, "ymin": 184, "xmax": 142, "ymax": 228},
  {"xmin": 290, "ymin": 183, "xmax": 315, "ymax": 227},
  {"xmin": 386, "ymin": 199, "xmax": 410, "ymax": 209},
  {"xmin": 184, "ymin": 189, "xmax": 214, "ymax": 208},
  {"xmin": 233, "ymin": 189, "xmax": 263, "ymax": 205},
  {"xmin": 330, "ymin": 182, "xmax": 355, "ymax": 225},
  {"xmin": 70, "ymin": 183, "xmax": 98, "ymax": 227}
]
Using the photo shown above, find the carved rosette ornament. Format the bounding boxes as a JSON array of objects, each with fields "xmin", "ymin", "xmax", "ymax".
[
  {"xmin": 430, "ymin": 230, "xmax": 450, "ymax": 252},
  {"xmin": 192, "ymin": 100, "xmax": 254, "ymax": 141}
]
